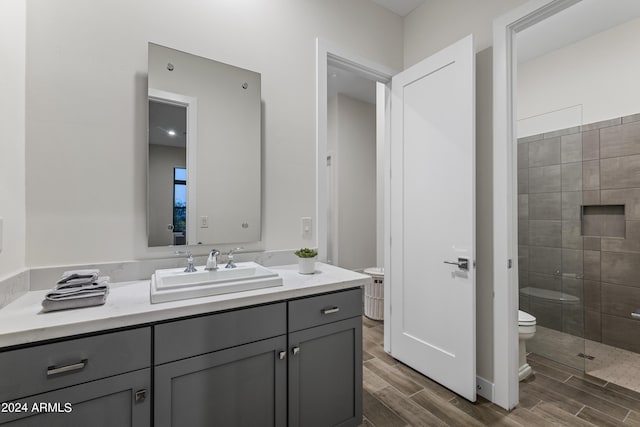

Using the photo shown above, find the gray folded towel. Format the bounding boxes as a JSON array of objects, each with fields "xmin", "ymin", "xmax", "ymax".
[
  {"xmin": 42, "ymin": 275, "xmax": 110, "ymax": 312},
  {"xmin": 57, "ymin": 269, "xmax": 100, "ymax": 287},
  {"xmin": 42, "ymin": 291, "xmax": 108, "ymax": 313}
]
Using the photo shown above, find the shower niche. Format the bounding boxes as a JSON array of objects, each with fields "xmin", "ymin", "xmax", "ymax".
[{"xmin": 581, "ymin": 205, "xmax": 625, "ymax": 238}]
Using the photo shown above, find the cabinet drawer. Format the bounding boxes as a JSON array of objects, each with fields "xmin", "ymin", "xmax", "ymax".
[
  {"xmin": 0, "ymin": 327, "xmax": 150, "ymax": 402},
  {"xmin": 288, "ymin": 288, "xmax": 362, "ymax": 332},
  {"xmin": 154, "ymin": 302, "xmax": 286, "ymax": 364}
]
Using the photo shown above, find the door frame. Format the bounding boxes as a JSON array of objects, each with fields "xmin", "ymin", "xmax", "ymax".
[
  {"xmin": 492, "ymin": 0, "xmax": 582, "ymax": 410},
  {"xmin": 315, "ymin": 38, "xmax": 397, "ymax": 264},
  {"xmin": 148, "ymin": 88, "xmax": 198, "ymax": 246}
]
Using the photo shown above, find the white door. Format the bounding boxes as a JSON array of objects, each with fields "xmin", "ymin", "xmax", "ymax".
[{"xmin": 389, "ymin": 34, "xmax": 476, "ymax": 401}]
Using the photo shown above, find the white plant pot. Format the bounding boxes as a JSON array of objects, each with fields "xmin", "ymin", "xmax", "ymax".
[{"xmin": 297, "ymin": 257, "xmax": 316, "ymax": 274}]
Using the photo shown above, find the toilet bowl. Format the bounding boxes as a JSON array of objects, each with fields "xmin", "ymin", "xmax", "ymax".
[{"xmin": 518, "ymin": 310, "xmax": 536, "ymax": 381}]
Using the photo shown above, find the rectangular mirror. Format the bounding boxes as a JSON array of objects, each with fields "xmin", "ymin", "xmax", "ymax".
[{"xmin": 147, "ymin": 43, "xmax": 261, "ymax": 247}]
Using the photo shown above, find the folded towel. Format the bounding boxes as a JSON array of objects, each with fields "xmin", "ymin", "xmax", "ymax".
[
  {"xmin": 42, "ymin": 275, "xmax": 110, "ymax": 312},
  {"xmin": 42, "ymin": 291, "xmax": 108, "ymax": 313},
  {"xmin": 57, "ymin": 269, "xmax": 100, "ymax": 287},
  {"xmin": 47, "ymin": 276, "xmax": 110, "ymax": 299}
]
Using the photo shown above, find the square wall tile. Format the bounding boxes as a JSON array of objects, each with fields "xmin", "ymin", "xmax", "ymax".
[
  {"xmin": 518, "ymin": 168, "xmax": 529, "ymax": 194},
  {"xmin": 602, "ymin": 221, "xmax": 640, "ymax": 253},
  {"xmin": 529, "ymin": 137, "xmax": 561, "ymax": 167},
  {"xmin": 518, "ymin": 195, "xmax": 528, "ymax": 220},
  {"xmin": 602, "ymin": 314, "xmax": 640, "ymax": 353},
  {"xmin": 518, "ymin": 220, "xmax": 529, "ymax": 245},
  {"xmin": 529, "ymin": 165, "xmax": 561, "ymax": 193},
  {"xmin": 582, "ymin": 190, "xmax": 601, "ymax": 205},
  {"xmin": 601, "ymin": 282, "xmax": 640, "ymax": 318},
  {"xmin": 562, "ymin": 191, "xmax": 582, "ymax": 220},
  {"xmin": 601, "ymin": 154, "xmax": 640, "ymax": 189},
  {"xmin": 529, "ymin": 220, "xmax": 561, "ymax": 248},
  {"xmin": 582, "ymin": 118, "xmax": 621, "ymax": 132},
  {"xmin": 584, "ymin": 250, "xmax": 601, "ymax": 281},
  {"xmin": 601, "ymin": 251, "xmax": 640, "ymax": 287},
  {"xmin": 518, "ymin": 245, "xmax": 529, "ymax": 272},
  {"xmin": 561, "ymin": 220, "xmax": 582, "ymax": 249},
  {"xmin": 528, "ymin": 272, "xmax": 562, "ymax": 291},
  {"xmin": 582, "ymin": 160, "xmax": 599, "ymax": 190},
  {"xmin": 518, "ymin": 143, "xmax": 529, "ymax": 169},
  {"xmin": 602, "ymin": 189, "xmax": 640, "ymax": 220},
  {"xmin": 530, "ymin": 192, "xmax": 561, "ymax": 220},
  {"xmin": 584, "ymin": 280, "xmax": 601, "ymax": 311},
  {"xmin": 529, "ymin": 246, "xmax": 562, "ymax": 276},
  {"xmin": 582, "ymin": 129, "xmax": 600, "ymax": 161},
  {"xmin": 562, "ymin": 249, "xmax": 583, "ymax": 277},
  {"xmin": 583, "ymin": 237, "xmax": 601, "ymax": 251},
  {"xmin": 562, "ymin": 162, "xmax": 583, "ymax": 192},
  {"xmin": 561, "ymin": 133, "xmax": 582, "ymax": 164},
  {"xmin": 599, "ymin": 120, "xmax": 640, "ymax": 158}
]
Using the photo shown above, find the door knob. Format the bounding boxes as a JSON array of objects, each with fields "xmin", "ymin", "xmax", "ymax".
[{"xmin": 444, "ymin": 257, "xmax": 469, "ymax": 271}]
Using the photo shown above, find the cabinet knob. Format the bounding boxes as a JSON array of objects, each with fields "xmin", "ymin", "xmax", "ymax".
[
  {"xmin": 135, "ymin": 389, "xmax": 147, "ymax": 403},
  {"xmin": 292, "ymin": 346, "xmax": 300, "ymax": 356},
  {"xmin": 279, "ymin": 351, "xmax": 287, "ymax": 360}
]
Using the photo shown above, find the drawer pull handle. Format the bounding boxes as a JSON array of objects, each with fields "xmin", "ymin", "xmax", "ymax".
[
  {"xmin": 292, "ymin": 346, "xmax": 300, "ymax": 356},
  {"xmin": 632, "ymin": 310, "xmax": 640, "ymax": 320},
  {"xmin": 279, "ymin": 351, "xmax": 287, "ymax": 360},
  {"xmin": 47, "ymin": 359, "xmax": 88, "ymax": 377},
  {"xmin": 322, "ymin": 307, "xmax": 340, "ymax": 315}
]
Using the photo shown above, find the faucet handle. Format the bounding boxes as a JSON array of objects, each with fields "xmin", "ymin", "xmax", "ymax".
[{"xmin": 225, "ymin": 247, "xmax": 243, "ymax": 269}]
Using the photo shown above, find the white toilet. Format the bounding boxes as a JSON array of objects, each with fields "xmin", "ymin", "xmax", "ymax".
[{"xmin": 518, "ymin": 310, "xmax": 536, "ymax": 381}]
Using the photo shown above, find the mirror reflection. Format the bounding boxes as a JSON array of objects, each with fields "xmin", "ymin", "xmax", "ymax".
[{"xmin": 147, "ymin": 43, "xmax": 262, "ymax": 247}]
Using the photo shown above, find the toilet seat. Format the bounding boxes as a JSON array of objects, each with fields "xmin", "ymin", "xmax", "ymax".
[{"xmin": 518, "ymin": 310, "xmax": 536, "ymax": 326}]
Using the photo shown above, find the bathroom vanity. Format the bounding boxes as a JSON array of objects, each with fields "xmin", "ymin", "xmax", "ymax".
[{"xmin": 0, "ymin": 263, "xmax": 368, "ymax": 426}]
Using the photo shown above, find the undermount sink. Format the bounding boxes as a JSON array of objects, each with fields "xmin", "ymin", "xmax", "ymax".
[{"xmin": 150, "ymin": 261, "xmax": 282, "ymax": 303}]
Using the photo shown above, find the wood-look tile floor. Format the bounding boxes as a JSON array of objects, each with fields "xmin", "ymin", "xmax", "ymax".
[{"xmin": 361, "ymin": 317, "xmax": 640, "ymax": 426}]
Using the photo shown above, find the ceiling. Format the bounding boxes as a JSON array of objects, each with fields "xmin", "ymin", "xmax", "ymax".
[
  {"xmin": 148, "ymin": 100, "xmax": 187, "ymax": 148},
  {"xmin": 328, "ymin": 64, "xmax": 377, "ymax": 105},
  {"xmin": 369, "ymin": 0, "xmax": 426, "ymax": 17},
  {"xmin": 517, "ymin": 0, "xmax": 640, "ymax": 63}
]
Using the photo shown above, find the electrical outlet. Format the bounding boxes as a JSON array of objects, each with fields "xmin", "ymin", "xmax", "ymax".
[
  {"xmin": 200, "ymin": 216, "xmax": 209, "ymax": 228},
  {"xmin": 301, "ymin": 217, "xmax": 312, "ymax": 239}
]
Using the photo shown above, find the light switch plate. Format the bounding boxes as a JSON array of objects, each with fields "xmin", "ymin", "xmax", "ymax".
[
  {"xmin": 200, "ymin": 216, "xmax": 209, "ymax": 228},
  {"xmin": 301, "ymin": 217, "xmax": 312, "ymax": 239},
  {"xmin": 0, "ymin": 217, "xmax": 3, "ymax": 253}
]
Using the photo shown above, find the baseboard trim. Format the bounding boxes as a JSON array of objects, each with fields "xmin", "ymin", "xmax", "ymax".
[{"xmin": 476, "ymin": 376, "xmax": 494, "ymax": 402}]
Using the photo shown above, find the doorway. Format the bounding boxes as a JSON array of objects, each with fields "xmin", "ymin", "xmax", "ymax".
[{"xmin": 495, "ymin": 0, "xmax": 640, "ymax": 409}]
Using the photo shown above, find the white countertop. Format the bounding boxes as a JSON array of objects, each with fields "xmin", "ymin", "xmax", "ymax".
[{"xmin": 0, "ymin": 263, "xmax": 371, "ymax": 348}]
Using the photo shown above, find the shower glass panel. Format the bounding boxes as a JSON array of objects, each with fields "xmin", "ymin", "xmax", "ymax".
[{"xmin": 517, "ymin": 105, "xmax": 586, "ymax": 372}]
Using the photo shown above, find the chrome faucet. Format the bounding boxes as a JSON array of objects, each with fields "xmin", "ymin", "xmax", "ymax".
[
  {"xmin": 175, "ymin": 251, "xmax": 197, "ymax": 273},
  {"xmin": 225, "ymin": 247, "xmax": 243, "ymax": 269},
  {"xmin": 205, "ymin": 249, "xmax": 220, "ymax": 271}
]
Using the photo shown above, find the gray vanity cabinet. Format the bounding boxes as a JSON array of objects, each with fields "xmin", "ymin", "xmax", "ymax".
[
  {"xmin": 288, "ymin": 288, "xmax": 363, "ymax": 427},
  {"xmin": 0, "ymin": 328, "xmax": 151, "ymax": 427},
  {"xmin": 153, "ymin": 303, "xmax": 288, "ymax": 427}
]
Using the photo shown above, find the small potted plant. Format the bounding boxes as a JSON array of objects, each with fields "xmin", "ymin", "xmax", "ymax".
[{"xmin": 295, "ymin": 248, "xmax": 318, "ymax": 274}]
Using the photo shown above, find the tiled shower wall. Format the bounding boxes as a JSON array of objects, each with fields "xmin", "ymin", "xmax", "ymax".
[{"xmin": 518, "ymin": 113, "xmax": 640, "ymax": 354}]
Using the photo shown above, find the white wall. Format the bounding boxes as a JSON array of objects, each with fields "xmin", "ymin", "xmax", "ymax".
[
  {"xmin": 517, "ymin": 16, "xmax": 640, "ymax": 132},
  {"xmin": 331, "ymin": 94, "xmax": 377, "ymax": 271},
  {"xmin": 24, "ymin": 0, "xmax": 403, "ymax": 267},
  {"xmin": 404, "ymin": 0, "xmax": 527, "ymax": 67},
  {"xmin": 0, "ymin": 0, "xmax": 26, "ymax": 281}
]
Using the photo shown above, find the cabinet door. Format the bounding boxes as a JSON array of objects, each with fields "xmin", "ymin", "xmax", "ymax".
[
  {"xmin": 0, "ymin": 368, "xmax": 150, "ymax": 427},
  {"xmin": 154, "ymin": 335, "xmax": 287, "ymax": 427},
  {"xmin": 288, "ymin": 317, "xmax": 362, "ymax": 427}
]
